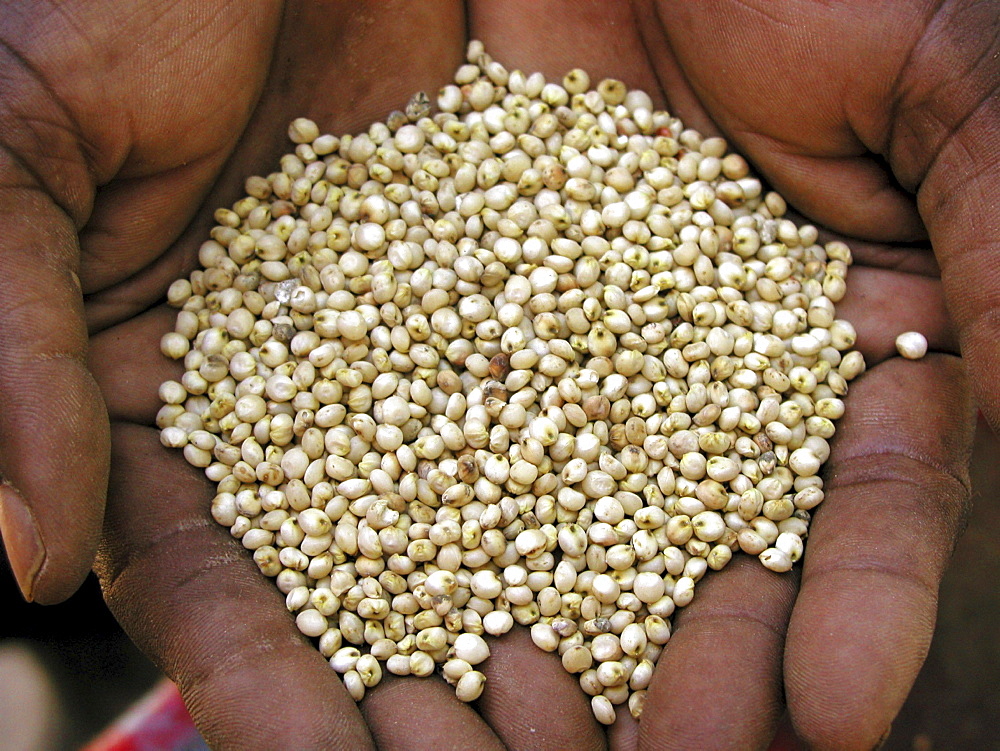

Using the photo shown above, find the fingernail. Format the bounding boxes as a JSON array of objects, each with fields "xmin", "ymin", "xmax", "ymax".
[
  {"xmin": 873, "ymin": 723, "xmax": 893, "ymax": 750},
  {"xmin": 0, "ymin": 483, "xmax": 45, "ymax": 602}
]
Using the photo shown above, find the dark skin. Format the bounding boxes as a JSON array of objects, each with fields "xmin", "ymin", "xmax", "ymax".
[{"xmin": 1, "ymin": 0, "xmax": 996, "ymax": 748}]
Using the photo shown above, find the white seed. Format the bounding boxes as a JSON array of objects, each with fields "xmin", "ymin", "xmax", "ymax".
[
  {"xmin": 455, "ymin": 670, "xmax": 487, "ymax": 702},
  {"xmin": 482, "ymin": 610, "xmax": 514, "ymax": 636},
  {"xmin": 453, "ymin": 633, "xmax": 490, "ymax": 665},
  {"xmin": 343, "ymin": 670, "xmax": 366, "ymax": 701},
  {"xmin": 591, "ymin": 695, "xmax": 616, "ymax": 725},
  {"xmin": 296, "ymin": 610, "xmax": 328, "ymax": 638},
  {"xmin": 895, "ymin": 331, "xmax": 928, "ymax": 359},
  {"xmin": 530, "ymin": 623, "xmax": 560, "ymax": 652},
  {"xmin": 760, "ymin": 547, "xmax": 794, "ymax": 572}
]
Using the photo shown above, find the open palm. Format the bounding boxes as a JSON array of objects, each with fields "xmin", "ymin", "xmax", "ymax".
[{"xmin": 3, "ymin": 1, "xmax": 995, "ymax": 748}]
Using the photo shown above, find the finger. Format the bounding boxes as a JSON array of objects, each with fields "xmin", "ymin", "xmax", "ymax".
[
  {"xmin": 912, "ymin": 58, "xmax": 1000, "ymax": 433},
  {"xmin": 837, "ymin": 267, "xmax": 956, "ymax": 364},
  {"xmin": 607, "ymin": 710, "xmax": 640, "ymax": 751},
  {"xmin": 469, "ymin": 0, "xmax": 663, "ymax": 101},
  {"xmin": 637, "ymin": 557, "xmax": 798, "ymax": 751},
  {"xmin": 785, "ymin": 355, "xmax": 975, "ymax": 749},
  {"xmin": 94, "ymin": 422, "xmax": 375, "ymax": 750},
  {"xmin": 731, "ymin": 148, "xmax": 924, "ymax": 244},
  {"xmin": 85, "ymin": 0, "xmax": 468, "ymax": 331},
  {"xmin": 360, "ymin": 674, "xmax": 505, "ymax": 751},
  {"xmin": 630, "ymin": 0, "xmax": 723, "ymax": 137},
  {"xmin": 478, "ymin": 627, "xmax": 607, "ymax": 750},
  {"xmin": 646, "ymin": 1, "xmax": 927, "ymax": 243},
  {"xmin": 88, "ymin": 306, "xmax": 180, "ymax": 424},
  {"xmin": 2, "ymin": 1, "xmax": 285, "ymax": 334},
  {"xmin": 810, "ymin": 227, "xmax": 938, "ymax": 276},
  {"xmin": 0, "ymin": 152, "xmax": 108, "ymax": 604}
]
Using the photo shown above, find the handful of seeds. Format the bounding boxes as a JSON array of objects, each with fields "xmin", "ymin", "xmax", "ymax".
[{"xmin": 157, "ymin": 41, "xmax": 865, "ymax": 724}]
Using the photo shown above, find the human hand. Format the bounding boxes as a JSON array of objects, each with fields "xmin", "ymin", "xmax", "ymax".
[
  {"xmin": 0, "ymin": 0, "xmax": 283, "ymax": 604},
  {"xmin": 465, "ymin": 1, "xmax": 989, "ymax": 747},
  {"xmin": 618, "ymin": 2, "xmax": 991, "ymax": 747},
  {"xmin": 1, "ymin": 1, "xmax": 473, "ymax": 746},
  {"xmin": 511, "ymin": 1, "xmax": 981, "ymax": 747},
  {"xmin": 0, "ymin": 0, "xmax": 475, "ymax": 600},
  {"xmin": 16, "ymin": 0, "xmax": 993, "ymax": 748}
]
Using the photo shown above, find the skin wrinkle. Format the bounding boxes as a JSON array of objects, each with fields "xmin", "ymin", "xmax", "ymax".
[
  {"xmin": 177, "ymin": 625, "xmax": 305, "ymax": 693},
  {"xmin": 820, "ymin": 469, "xmax": 968, "ymax": 559},
  {"xmin": 920, "ymin": 111, "xmax": 1000, "ymax": 224},
  {"xmin": 669, "ymin": 563, "xmax": 798, "ymax": 642},
  {"xmin": 725, "ymin": 0, "xmax": 800, "ymax": 29},
  {"xmin": 801, "ymin": 556, "xmax": 942, "ymax": 607},
  {"xmin": 78, "ymin": 150, "xmax": 232, "ymax": 291},
  {"xmin": 0, "ymin": 136, "xmax": 85, "ymax": 238},
  {"xmin": 0, "ymin": 63, "xmax": 98, "ymax": 229},
  {"xmin": 890, "ymin": 1, "xmax": 1000, "ymax": 188},
  {"xmin": 15, "ymin": 350, "xmax": 90, "ymax": 374},
  {"xmin": 674, "ymin": 607, "xmax": 789, "ymax": 643},
  {"xmin": 825, "ymin": 449, "xmax": 972, "ymax": 497},
  {"xmin": 98, "ymin": 516, "xmax": 220, "ymax": 593},
  {"xmin": 114, "ymin": 521, "xmax": 234, "ymax": 594},
  {"xmin": 98, "ymin": 542, "xmax": 246, "ymax": 610},
  {"xmin": 82, "ymin": 212, "xmax": 208, "ymax": 330}
]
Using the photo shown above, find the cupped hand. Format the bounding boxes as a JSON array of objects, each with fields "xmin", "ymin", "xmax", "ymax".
[
  {"xmin": 6, "ymin": 0, "xmax": 995, "ymax": 748},
  {"xmin": 485, "ymin": 3, "xmax": 992, "ymax": 746}
]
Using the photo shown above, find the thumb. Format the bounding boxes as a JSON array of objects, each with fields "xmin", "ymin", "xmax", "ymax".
[{"xmin": 0, "ymin": 148, "xmax": 108, "ymax": 603}]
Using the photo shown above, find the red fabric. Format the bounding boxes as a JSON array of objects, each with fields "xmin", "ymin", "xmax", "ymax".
[{"xmin": 82, "ymin": 680, "xmax": 205, "ymax": 751}]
